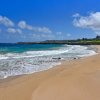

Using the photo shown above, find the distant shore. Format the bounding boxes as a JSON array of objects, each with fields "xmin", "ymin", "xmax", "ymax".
[
  {"xmin": 17, "ymin": 36, "xmax": 100, "ymax": 45},
  {"xmin": 0, "ymin": 45, "xmax": 100, "ymax": 100}
]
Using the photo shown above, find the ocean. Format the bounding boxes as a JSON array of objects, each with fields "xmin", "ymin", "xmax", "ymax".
[{"xmin": 0, "ymin": 43, "xmax": 96, "ymax": 79}]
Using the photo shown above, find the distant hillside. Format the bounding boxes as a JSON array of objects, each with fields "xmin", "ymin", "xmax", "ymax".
[{"xmin": 17, "ymin": 35, "xmax": 100, "ymax": 45}]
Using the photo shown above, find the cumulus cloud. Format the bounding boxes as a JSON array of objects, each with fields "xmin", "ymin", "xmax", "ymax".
[
  {"xmin": 7, "ymin": 28, "xmax": 16, "ymax": 33},
  {"xmin": 36, "ymin": 27, "xmax": 52, "ymax": 33},
  {"xmin": 18, "ymin": 21, "xmax": 33, "ymax": 30},
  {"xmin": 0, "ymin": 15, "xmax": 55, "ymax": 40},
  {"xmin": 18, "ymin": 21, "xmax": 52, "ymax": 33},
  {"xmin": 0, "ymin": 16, "xmax": 14, "ymax": 27},
  {"xmin": 73, "ymin": 12, "xmax": 100, "ymax": 30},
  {"xmin": 18, "ymin": 21, "xmax": 26, "ymax": 29},
  {"xmin": 73, "ymin": 13, "xmax": 80, "ymax": 17},
  {"xmin": 7, "ymin": 28, "xmax": 22, "ymax": 34}
]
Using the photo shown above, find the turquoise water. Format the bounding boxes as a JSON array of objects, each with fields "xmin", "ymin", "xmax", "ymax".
[
  {"xmin": 0, "ymin": 44, "xmax": 96, "ymax": 79},
  {"xmin": 0, "ymin": 43, "xmax": 63, "ymax": 54}
]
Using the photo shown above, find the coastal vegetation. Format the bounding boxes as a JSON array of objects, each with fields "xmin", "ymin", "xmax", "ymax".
[{"xmin": 18, "ymin": 35, "xmax": 100, "ymax": 45}]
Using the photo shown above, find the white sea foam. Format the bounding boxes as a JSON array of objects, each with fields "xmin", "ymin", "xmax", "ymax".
[
  {"xmin": 0, "ymin": 45, "xmax": 97, "ymax": 79},
  {"xmin": 0, "ymin": 45, "xmax": 96, "ymax": 59}
]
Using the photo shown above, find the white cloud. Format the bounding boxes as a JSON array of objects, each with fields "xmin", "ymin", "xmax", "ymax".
[
  {"xmin": 0, "ymin": 15, "xmax": 54, "ymax": 39},
  {"xmin": 73, "ymin": 13, "xmax": 80, "ymax": 17},
  {"xmin": 18, "ymin": 21, "xmax": 52, "ymax": 33},
  {"xmin": 7, "ymin": 28, "xmax": 16, "ymax": 33},
  {"xmin": 18, "ymin": 21, "xmax": 33, "ymax": 30},
  {"xmin": 18, "ymin": 21, "xmax": 26, "ymax": 29},
  {"xmin": 0, "ymin": 16, "xmax": 14, "ymax": 27},
  {"xmin": 36, "ymin": 27, "xmax": 52, "ymax": 33},
  {"xmin": 7, "ymin": 28, "xmax": 22, "ymax": 34},
  {"xmin": 73, "ymin": 12, "xmax": 100, "ymax": 30}
]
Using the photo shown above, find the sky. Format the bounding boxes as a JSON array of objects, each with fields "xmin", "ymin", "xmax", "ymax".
[{"xmin": 0, "ymin": 0, "xmax": 100, "ymax": 43}]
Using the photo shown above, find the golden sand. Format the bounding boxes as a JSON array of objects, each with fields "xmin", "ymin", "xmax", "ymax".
[{"xmin": 0, "ymin": 46, "xmax": 100, "ymax": 100}]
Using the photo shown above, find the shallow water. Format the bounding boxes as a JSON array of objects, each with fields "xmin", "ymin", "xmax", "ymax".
[{"xmin": 0, "ymin": 44, "xmax": 96, "ymax": 79}]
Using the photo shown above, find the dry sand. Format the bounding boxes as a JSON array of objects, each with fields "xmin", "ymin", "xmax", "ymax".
[{"xmin": 0, "ymin": 45, "xmax": 100, "ymax": 100}]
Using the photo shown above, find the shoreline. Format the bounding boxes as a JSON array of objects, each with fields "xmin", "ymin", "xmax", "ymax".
[
  {"xmin": 0, "ymin": 45, "xmax": 97, "ymax": 83},
  {"xmin": 0, "ymin": 45, "xmax": 97, "ymax": 81},
  {"xmin": 0, "ymin": 45, "xmax": 100, "ymax": 100}
]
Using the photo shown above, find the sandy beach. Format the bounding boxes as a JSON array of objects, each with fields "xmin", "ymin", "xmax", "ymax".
[{"xmin": 0, "ymin": 45, "xmax": 100, "ymax": 100}]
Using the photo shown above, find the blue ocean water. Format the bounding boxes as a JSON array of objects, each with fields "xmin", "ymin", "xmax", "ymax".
[
  {"xmin": 0, "ymin": 44, "xmax": 96, "ymax": 79},
  {"xmin": 0, "ymin": 43, "xmax": 63, "ymax": 54}
]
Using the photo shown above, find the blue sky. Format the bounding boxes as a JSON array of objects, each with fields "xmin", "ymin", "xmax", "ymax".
[{"xmin": 0, "ymin": 0, "xmax": 100, "ymax": 43}]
